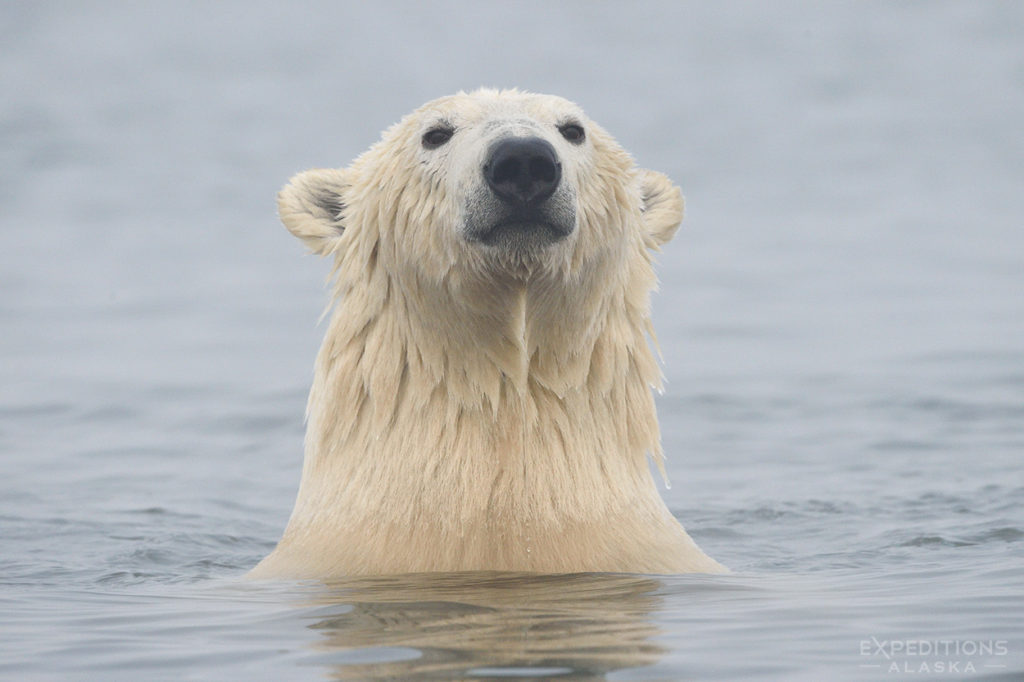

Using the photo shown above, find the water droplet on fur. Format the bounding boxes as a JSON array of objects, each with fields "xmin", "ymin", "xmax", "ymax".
[{"xmin": 664, "ymin": 479, "xmax": 672, "ymax": 490}]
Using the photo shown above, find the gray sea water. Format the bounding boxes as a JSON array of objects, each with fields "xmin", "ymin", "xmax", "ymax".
[{"xmin": 2, "ymin": 2, "xmax": 1023, "ymax": 680}]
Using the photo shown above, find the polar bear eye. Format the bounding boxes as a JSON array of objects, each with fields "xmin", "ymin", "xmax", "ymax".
[
  {"xmin": 558, "ymin": 123, "xmax": 585, "ymax": 144},
  {"xmin": 422, "ymin": 126, "xmax": 454, "ymax": 149}
]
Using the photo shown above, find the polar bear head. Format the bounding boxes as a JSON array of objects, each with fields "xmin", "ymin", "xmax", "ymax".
[{"xmin": 278, "ymin": 89, "xmax": 683, "ymax": 283}]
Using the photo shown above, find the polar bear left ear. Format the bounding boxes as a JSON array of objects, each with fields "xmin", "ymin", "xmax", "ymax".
[
  {"xmin": 638, "ymin": 169, "xmax": 684, "ymax": 250},
  {"xmin": 277, "ymin": 168, "xmax": 351, "ymax": 256}
]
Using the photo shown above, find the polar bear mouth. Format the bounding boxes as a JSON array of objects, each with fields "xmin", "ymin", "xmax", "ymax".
[
  {"xmin": 463, "ymin": 190, "xmax": 576, "ymax": 252},
  {"xmin": 474, "ymin": 214, "xmax": 573, "ymax": 248}
]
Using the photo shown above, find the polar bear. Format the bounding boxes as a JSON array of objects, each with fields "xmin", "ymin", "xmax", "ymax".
[{"xmin": 250, "ymin": 89, "xmax": 725, "ymax": 578}]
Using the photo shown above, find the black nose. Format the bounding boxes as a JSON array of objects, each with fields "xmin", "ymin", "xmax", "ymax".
[{"xmin": 484, "ymin": 137, "xmax": 561, "ymax": 206}]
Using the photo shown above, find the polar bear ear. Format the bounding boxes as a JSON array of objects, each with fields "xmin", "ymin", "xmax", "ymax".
[
  {"xmin": 638, "ymin": 169, "xmax": 684, "ymax": 250},
  {"xmin": 277, "ymin": 168, "xmax": 351, "ymax": 256}
]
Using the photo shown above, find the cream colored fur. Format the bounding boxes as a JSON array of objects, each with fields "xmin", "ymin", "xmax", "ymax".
[{"xmin": 249, "ymin": 89, "xmax": 725, "ymax": 578}]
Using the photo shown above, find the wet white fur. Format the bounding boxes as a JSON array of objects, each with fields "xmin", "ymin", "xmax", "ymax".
[{"xmin": 250, "ymin": 89, "xmax": 725, "ymax": 578}]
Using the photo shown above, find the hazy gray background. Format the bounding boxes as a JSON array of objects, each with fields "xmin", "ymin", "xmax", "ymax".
[{"xmin": 2, "ymin": 2, "xmax": 1022, "ymax": 679}]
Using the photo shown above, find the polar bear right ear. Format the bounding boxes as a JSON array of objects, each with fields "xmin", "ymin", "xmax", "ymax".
[{"xmin": 277, "ymin": 168, "xmax": 351, "ymax": 256}]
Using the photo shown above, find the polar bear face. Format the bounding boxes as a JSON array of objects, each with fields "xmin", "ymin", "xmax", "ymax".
[
  {"xmin": 278, "ymin": 89, "xmax": 682, "ymax": 282},
  {"xmin": 415, "ymin": 93, "xmax": 583, "ymax": 254}
]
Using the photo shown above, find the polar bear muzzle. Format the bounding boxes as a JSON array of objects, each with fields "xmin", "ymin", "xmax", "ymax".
[{"xmin": 464, "ymin": 135, "xmax": 576, "ymax": 251}]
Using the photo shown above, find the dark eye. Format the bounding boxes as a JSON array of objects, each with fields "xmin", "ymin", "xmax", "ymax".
[
  {"xmin": 558, "ymin": 123, "xmax": 585, "ymax": 144},
  {"xmin": 422, "ymin": 127, "xmax": 454, "ymax": 149}
]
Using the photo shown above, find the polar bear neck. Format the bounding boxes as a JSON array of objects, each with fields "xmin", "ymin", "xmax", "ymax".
[{"xmin": 290, "ymin": 245, "xmax": 669, "ymax": 540}]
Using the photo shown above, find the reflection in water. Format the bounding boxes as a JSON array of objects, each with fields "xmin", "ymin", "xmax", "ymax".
[{"xmin": 302, "ymin": 572, "xmax": 667, "ymax": 680}]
